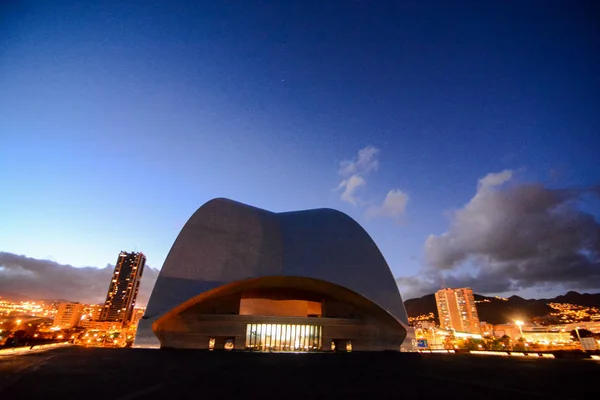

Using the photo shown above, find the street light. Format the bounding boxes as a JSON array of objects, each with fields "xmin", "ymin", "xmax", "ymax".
[
  {"xmin": 574, "ymin": 326, "xmax": 582, "ymax": 341},
  {"xmin": 515, "ymin": 320, "xmax": 524, "ymax": 339},
  {"xmin": 574, "ymin": 326, "xmax": 585, "ymax": 352}
]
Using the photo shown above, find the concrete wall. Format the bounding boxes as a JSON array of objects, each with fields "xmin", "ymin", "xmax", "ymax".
[{"xmin": 155, "ymin": 314, "xmax": 403, "ymax": 351}]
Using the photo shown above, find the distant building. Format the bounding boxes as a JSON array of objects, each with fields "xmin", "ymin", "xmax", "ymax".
[
  {"xmin": 564, "ymin": 321, "xmax": 600, "ymax": 334},
  {"xmin": 521, "ymin": 330, "xmax": 571, "ymax": 344},
  {"xmin": 492, "ymin": 323, "xmax": 520, "ymax": 339},
  {"xmin": 435, "ymin": 288, "xmax": 481, "ymax": 334},
  {"xmin": 82, "ymin": 321, "xmax": 123, "ymax": 331},
  {"xmin": 79, "ymin": 304, "xmax": 105, "ymax": 328},
  {"xmin": 90, "ymin": 303, "xmax": 103, "ymax": 321},
  {"xmin": 53, "ymin": 302, "xmax": 85, "ymax": 329},
  {"xmin": 99, "ymin": 251, "xmax": 146, "ymax": 326},
  {"xmin": 129, "ymin": 308, "xmax": 145, "ymax": 328},
  {"xmin": 480, "ymin": 321, "xmax": 494, "ymax": 336}
]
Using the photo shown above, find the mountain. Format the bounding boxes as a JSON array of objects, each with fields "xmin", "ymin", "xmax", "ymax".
[
  {"xmin": 404, "ymin": 291, "xmax": 600, "ymax": 325},
  {"xmin": 403, "ymin": 293, "xmax": 437, "ymax": 317},
  {"xmin": 551, "ymin": 291, "xmax": 600, "ymax": 308}
]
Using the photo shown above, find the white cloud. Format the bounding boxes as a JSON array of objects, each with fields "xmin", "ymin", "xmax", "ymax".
[
  {"xmin": 366, "ymin": 189, "xmax": 409, "ymax": 220},
  {"xmin": 336, "ymin": 146, "xmax": 380, "ymax": 205},
  {"xmin": 396, "ymin": 170, "xmax": 600, "ymax": 298},
  {"xmin": 335, "ymin": 146, "xmax": 409, "ymax": 219},
  {"xmin": 338, "ymin": 174, "xmax": 366, "ymax": 205},
  {"xmin": 478, "ymin": 169, "xmax": 513, "ymax": 191},
  {"xmin": 338, "ymin": 146, "xmax": 379, "ymax": 177}
]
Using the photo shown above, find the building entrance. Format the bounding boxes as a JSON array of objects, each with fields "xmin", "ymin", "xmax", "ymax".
[{"xmin": 245, "ymin": 323, "xmax": 322, "ymax": 351}]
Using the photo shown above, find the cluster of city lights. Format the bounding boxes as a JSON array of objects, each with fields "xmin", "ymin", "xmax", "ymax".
[
  {"xmin": 0, "ymin": 299, "xmax": 57, "ymax": 318},
  {"xmin": 0, "ymin": 297, "xmax": 145, "ymax": 348},
  {"xmin": 408, "ymin": 312, "xmax": 436, "ymax": 326},
  {"xmin": 548, "ymin": 302, "xmax": 600, "ymax": 323}
]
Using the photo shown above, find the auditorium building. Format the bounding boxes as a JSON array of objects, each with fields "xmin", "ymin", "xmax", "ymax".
[{"xmin": 135, "ymin": 198, "xmax": 412, "ymax": 351}]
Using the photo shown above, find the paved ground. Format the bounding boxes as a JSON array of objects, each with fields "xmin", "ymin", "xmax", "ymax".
[{"xmin": 0, "ymin": 347, "xmax": 597, "ymax": 399}]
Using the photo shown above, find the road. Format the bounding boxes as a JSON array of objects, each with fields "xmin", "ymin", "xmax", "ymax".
[{"xmin": 0, "ymin": 347, "xmax": 597, "ymax": 399}]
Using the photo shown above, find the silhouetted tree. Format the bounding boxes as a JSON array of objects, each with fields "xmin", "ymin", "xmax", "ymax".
[
  {"xmin": 458, "ymin": 338, "xmax": 482, "ymax": 350},
  {"xmin": 483, "ymin": 336, "xmax": 504, "ymax": 350},
  {"xmin": 513, "ymin": 337, "xmax": 527, "ymax": 351},
  {"xmin": 498, "ymin": 335, "xmax": 511, "ymax": 349}
]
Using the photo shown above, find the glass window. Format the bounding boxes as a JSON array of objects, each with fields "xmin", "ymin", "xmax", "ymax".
[{"xmin": 245, "ymin": 323, "xmax": 322, "ymax": 352}]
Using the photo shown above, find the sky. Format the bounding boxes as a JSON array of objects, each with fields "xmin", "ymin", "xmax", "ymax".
[{"xmin": 1, "ymin": 1, "xmax": 599, "ymax": 302}]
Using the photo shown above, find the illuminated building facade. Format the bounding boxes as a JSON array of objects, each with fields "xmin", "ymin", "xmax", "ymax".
[
  {"xmin": 100, "ymin": 251, "xmax": 146, "ymax": 325},
  {"xmin": 135, "ymin": 198, "xmax": 412, "ymax": 351},
  {"xmin": 79, "ymin": 304, "xmax": 104, "ymax": 328},
  {"xmin": 52, "ymin": 302, "xmax": 85, "ymax": 329},
  {"xmin": 435, "ymin": 288, "xmax": 481, "ymax": 334}
]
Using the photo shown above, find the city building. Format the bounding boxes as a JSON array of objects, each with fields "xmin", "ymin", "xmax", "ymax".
[
  {"xmin": 79, "ymin": 304, "xmax": 104, "ymax": 328},
  {"xmin": 52, "ymin": 302, "xmax": 85, "ymax": 330},
  {"xmin": 81, "ymin": 321, "xmax": 123, "ymax": 331},
  {"xmin": 521, "ymin": 330, "xmax": 572, "ymax": 344},
  {"xmin": 135, "ymin": 198, "xmax": 413, "ymax": 351},
  {"xmin": 129, "ymin": 308, "xmax": 145, "ymax": 328},
  {"xmin": 480, "ymin": 321, "xmax": 494, "ymax": 336},
  {"xmin": 493, "ymin": 323, "xmax": 573, "ymax": 343},
  {"xmin": 435, "ymin": 287, "xmax": 481, "ymax": 334},
  {"xmin": 99, "ymin": 251, "xmax": 146, "ymax": 326},
  {"xmin": 493, "ymin": 323, "xmax": 521, "ymax": 339},
  {"xmin": 564, "ymin": 321, "xmax": 600, "ymax": 334}
]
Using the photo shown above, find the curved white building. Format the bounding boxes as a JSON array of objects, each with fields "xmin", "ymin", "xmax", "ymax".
[{"xmin": 135, "ymin": 198, "xmax": 412, "ymax": 351}]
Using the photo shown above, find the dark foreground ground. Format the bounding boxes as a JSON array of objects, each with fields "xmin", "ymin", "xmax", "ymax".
[{"xmin": 0, "ymin": 347, "xmax": 598, "ymax": 399}]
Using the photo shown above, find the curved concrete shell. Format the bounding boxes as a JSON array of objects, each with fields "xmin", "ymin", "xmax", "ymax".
[{"xmin": 135, "ymin": 198, "xmax": 411, "ymax": 351}]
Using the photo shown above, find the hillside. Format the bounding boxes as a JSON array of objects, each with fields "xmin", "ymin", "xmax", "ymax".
[{"xmin": 404, "ymin": 291, "xmax": 600, "ymax": 325}]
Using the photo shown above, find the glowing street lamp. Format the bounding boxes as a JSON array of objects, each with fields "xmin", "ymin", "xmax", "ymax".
[
  {"xmin": 574, "ymin": 326, "xmax": 582, "ymax": 341},
  {"xmin": 515, "ymin": 320, "xmax": 524, "ymax": 339},
  {"xmin": 574, "ymin": 326, "xmax": 586, "ymax": 352}
]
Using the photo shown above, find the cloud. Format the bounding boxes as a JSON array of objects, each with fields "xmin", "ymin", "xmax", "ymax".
[
  {"xmin": 336, "ymin": 146, "xmax": 410, "ymax": 219},
  {"xmin": 397, "ymin": 170, "xmax": 600, "ymax": 298},
  {"xmin": 337, "ymin": 175, "xmax": 366, "ymax": 205},
  {"xmin": 366, "ymin": 189, "xmax": 409, "ymax": 220},
  {"xmin": 477, "ymin": 169, "xmax": 513, "ymax": 191},
  {"xmin": 338, "ymin": 146, "xmax": 379, "ymax": 177},
  {"xmin": 0, "ymin": 252, "xmax": 159, "ymax": 305},
  {"xmin": 336, "ymin": 146, "xmax": 379, "ymax": 205}
]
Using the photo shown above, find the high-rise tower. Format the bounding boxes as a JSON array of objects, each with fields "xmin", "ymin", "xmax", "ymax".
[
  {"xmin": 100, "ymin": 251, "xmax": 146, "ymax": 326},
  {"xmin": 435, "ymin": 287, "xmax": 480, "ymax": 334}
]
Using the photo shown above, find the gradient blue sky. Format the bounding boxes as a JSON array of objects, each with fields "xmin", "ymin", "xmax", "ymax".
[{"xmin": 1, "ymin": 1, "xmax": 599, "ymax": 298}]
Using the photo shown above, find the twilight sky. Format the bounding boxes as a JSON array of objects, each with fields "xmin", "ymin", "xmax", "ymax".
[{"xmin": 1, "ymin": 1, "xmax": 599, "ymax": 302}]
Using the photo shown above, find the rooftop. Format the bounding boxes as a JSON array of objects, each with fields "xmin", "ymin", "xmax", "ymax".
[{"xmin": 1, "ymin": 347, "xmax": 598, "ymax": 399}]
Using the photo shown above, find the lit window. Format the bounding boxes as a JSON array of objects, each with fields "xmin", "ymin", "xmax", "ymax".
[{"xmin": 244, "ymin": 323, "xmax": 322, "ymax": 352}]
